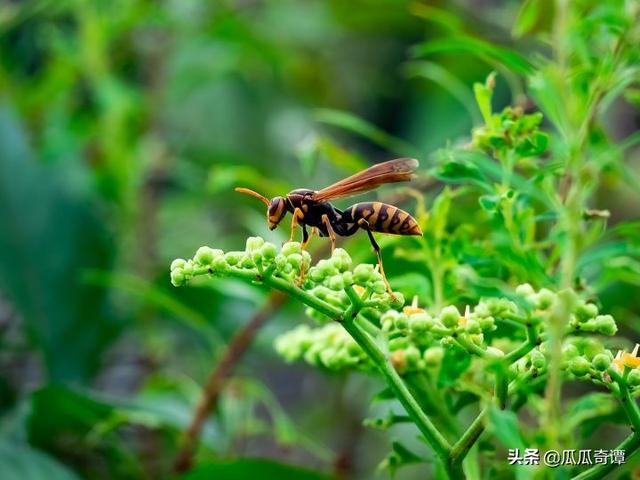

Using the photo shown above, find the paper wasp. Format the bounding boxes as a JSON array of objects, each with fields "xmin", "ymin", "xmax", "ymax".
[{"xmin": 235, "ymin": 158, "xmax": 422, "ymax": 292}]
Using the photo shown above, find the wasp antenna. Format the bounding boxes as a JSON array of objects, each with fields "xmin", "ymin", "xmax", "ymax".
[{"xmin": 235, "ymin": 187, "xmax": 270, "ymax": 206}]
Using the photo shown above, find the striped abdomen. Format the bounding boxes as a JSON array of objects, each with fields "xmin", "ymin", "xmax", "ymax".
[{"xmin": 347, "ymin": 202, "xmax": 422, "ymax": 236}]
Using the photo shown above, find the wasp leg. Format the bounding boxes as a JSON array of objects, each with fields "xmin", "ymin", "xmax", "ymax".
[
  {"xmin": 288, "ymin": 207, "xmax": 304, "ymax": 243},
  {"xmin": 321, "ymin": 214, "xmax": 337, "ymax": 252},
  {"xmin": 295, "ymin": 226, "xmax": 316, "ymax": 286},
  {"xmin": 357, "ymin": 219, "xmax": 395, "ymax": 298}
]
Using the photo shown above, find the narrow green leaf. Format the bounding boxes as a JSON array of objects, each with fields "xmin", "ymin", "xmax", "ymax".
[
  {"xmin": 314, "ymin": 108, "xmax": 421, "ymax": 158},
  {"xmin": 413, "ymin": 37, "xmax": 534, "ymax": 75}
]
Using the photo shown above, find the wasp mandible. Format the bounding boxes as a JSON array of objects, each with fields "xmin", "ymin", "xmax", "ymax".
[{"xmin": 235, "ymin": 158, "xmax": 423, "ymax": 292}]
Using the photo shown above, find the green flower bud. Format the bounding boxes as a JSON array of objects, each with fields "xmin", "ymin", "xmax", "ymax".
[
  {"xmin": 381, "ymin": 310, "xmax": 399, "ymax": 324},
  {"xmin": 440, "ymin": 305, "xmax": 461, "ymax": 328},
  {"xmin": 562, "ymin": 344, "xmax": 579, "ymax": 359},
  {"xmin": 302, "ymin": 251, "xmax": 312, "ymax": 269},
  {"xmin": 260, "ymin": 242, "xmax": 277, "ymax": 261},
  {"xmin": 465, "ymin": 319, "xmax": 481, "ymax": 334},
  {"xmin": 287, "ymin": 253, "xmax": 303, "ymax": 269},
  {"xmin": 576, "ymin": 302, "xmax": 598, "ymax": 322},
  {"xmin": 393, "ymin": 314, "xmax": 409, "ymax": 330},
  {"xmin": 423, "ymin": 346, "xmax": 444, "ymax": 366},
  {"xmin": 389, "ymin": 337, "xmax": 409, "ymax": 351},
  {"xmin": 371, "ymin": 280, "xmax": 386, "ymax": 294},
  {"xmin": 246, "ymin": 236, "xmax": 265, "ymax": 252},
  {"xmin": 211, "ymin": 256, "xmax": 229, "ymax": 273},
  {"xmin": 170, "ymin": 258, "xmax": 186, "ymax": 271},
  {"xmin": 331, "ymin": 248, "xmax": 352, "ymax": 272},
  {"xmin": 281, "ymin": 241, "xmax": 302, "ymax": 257},
  {"xmin": 409, "ymin": 313, "xmax": 434, "ymax": 333},
  {"xmin": 628, "ymin": 369, "xmax": 640, "ymax": 387},
  {"xmin": 474, "ymin": 303, "xmax": 491, "ymax": 318},
  {"xmin": 516, "ymin": 283, "xmax": 535, "ymax": 297},
  {"xmin": 381, "ymin": 318, "xmax": 394, "ymax": 332},
  {"xmin": 569, "ymin": 356, "xmax": 591, "ymax": 377},
  {"xmin": 592, "ymin": 353, "xmax": 612, "ymax": 371},
  {"xmin": 485, "ymin": 346, "xmax": 505, "ymax": 359},
  {"xmin": 194, "ymin": 246, "xmax": 221, "ymax": 265},
  {"xmin": 170, "ymin": 268, "xmax": 186, "ymax": 287},
  {"xmin": 224, "ymin": 251, "xmax": 244, "ymax": 266},
  {"xmin": 536, "ymin": 289, "xmax": 555, "ymax": 310},
  {"xmin": 181, "ymin": 261, "xmax": 194, "ymax": 276},
  {"xmin": 353, "ymin": 264, "xmax": 375, "ymax": 285},
  {"xmin": 342, "ymin": 271, "xmax": 354, "ymax": 286},
  {"xmin": 478, "ymin": 316, "xmax": 496, "ymax": 331},
  {"xmin": 250, "ymin": 250, "xmax": 263, "ymax": 266},
  {"xmin": 241, "ymin": 255, "xmax": 255, "ymax": 269},
  {"xmin": 404, "ymin": 346, "xmax": 421, "ymax": 367},
  {"xmin": 328, "ymin": 275, "xmax": 345, "ymax": 291},
  {"xmin": 316, "ymin": 259, "xmax": 338, "ymax": 278},
  {"xmin": 530, "ymin": 350, "xmax": 546, "ymax": 370},
  {"xmin": 440, "ymin": 336, "xmax": 455, "ymax": 348},
  {"xmin": 390, "ymin": 293, "xmax": 405, "ymax": 309},
  {"xmin": 594, "ymin": 315, "xmax": 617, "ymax": 336}
]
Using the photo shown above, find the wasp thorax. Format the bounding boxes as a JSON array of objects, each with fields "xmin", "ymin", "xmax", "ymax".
[{"xmin": 268, "ymin": 196, "xmax": 287, "ymax": 230}]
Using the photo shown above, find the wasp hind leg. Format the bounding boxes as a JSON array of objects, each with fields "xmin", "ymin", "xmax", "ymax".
[{"xmin": 357, "ymin": 219, "xmax": 395, "ymax": 298}]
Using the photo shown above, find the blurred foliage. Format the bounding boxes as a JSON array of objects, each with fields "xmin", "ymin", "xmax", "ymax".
[{"xmin": 0, "ymin": 0, "xmax": 639, "ymax": 479}]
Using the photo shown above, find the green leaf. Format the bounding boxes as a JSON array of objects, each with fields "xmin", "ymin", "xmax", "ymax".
[
  {"xmin": 178, "ymin": 458, "xmax": 332, "ymax": 480},
  {"xmin": 512, "ymin": 0, "xmax": 554, "ymax": 38},
  {"xmin": 473, "ymin": 78, "xmax": 495, "ymax": 126},
  {"xmin": 488, "ymin": 407, "xmax": 525, "ymax": 451},
  {"xmin": 404, "ymin": 61, "xmax": 481, "ymax": 124},
  {"xmin": 0, "ymin": 441, "xmax": 81, "ymax": 480},
  {"xmin": 0, "ymin": 107, "xmax": 119, "ymax": 381},
  {"xmin": 412, "ymin": 37, "xmax": 534, "ymax": 75},
  {"xmin": 27, "ymin": 385, "xmax": 145, "ymax": 478},
  {"xmin": 567, "ymin": 393, "xmax": 620, "ymax": 438},
  {"xmin": 314, "ymin": 108, "xmax": 421, "ymax": 158}
]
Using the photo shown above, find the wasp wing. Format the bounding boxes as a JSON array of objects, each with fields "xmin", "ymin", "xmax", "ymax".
[{"xmin": 311, "ymin": 158, "xmax": 419, "ymax": 201}]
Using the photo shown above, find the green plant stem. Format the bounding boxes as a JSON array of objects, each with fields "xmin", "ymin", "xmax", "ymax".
[
  {"xmin": 450, "ymin": 406, "xmax": 488, "ymax": 465},
  {"xmin": 570, "ymin": 369, "xmax": 640, "ymax": 479},
  {"xmin": 504, "ymin": 323, "xmax": 538, "ymax": 363},
  {"xmin": 609, "ymin": 368, "xmax": 640, "ymax": 431},
  {"xmin": 455, "ymin": 335, "xmax": 487, "ymax": 357},
  {"xmin": 230, "ymin": 273, "xmax": 454, "ymax": 475},
  {"xmin": 451, "ymin": 344, "xmax": 535, "ymax": 462},
  {"xmin": 571, "ymin": 433, "xmax": 640, "ymax": 480},
  {"xmin": 341, "ymin": 317, "xmax": 452, "ymax": 463}
]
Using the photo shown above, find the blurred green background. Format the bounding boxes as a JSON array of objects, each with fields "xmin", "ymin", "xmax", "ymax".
[{"xmin": 1, "ymin": 1, "xmax": 638, "ymax": 479}]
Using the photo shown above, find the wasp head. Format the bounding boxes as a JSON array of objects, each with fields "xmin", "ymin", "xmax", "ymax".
[
  {"xmin": 235, "ymin": 187, "xmax": 288, "ymax": 231},
  {"xmin": 267, "ymin": 196, "xmax": 287, "ymax": 230}
]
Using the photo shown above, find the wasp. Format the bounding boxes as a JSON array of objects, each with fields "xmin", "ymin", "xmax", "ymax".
[{"xmin": 235, "ymin": 158, "xmax": 423, "ymax": 292}]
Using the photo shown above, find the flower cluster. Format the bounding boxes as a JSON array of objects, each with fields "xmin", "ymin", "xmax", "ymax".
[
  {"xmin": 275, "ymin": 324, "xmax": 370, "ymax": 371},
  {"xmin": 515, "ymin": 283, "xmax": 617, "ymax": 336},
  {"xmin": 171, "ymin": 241, "xmax": 627, "ymax": 390}
]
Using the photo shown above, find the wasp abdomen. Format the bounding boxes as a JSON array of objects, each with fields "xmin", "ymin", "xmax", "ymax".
[{"xmin": 347, "ymin": 202, "xmax": 422, "ymax": 236}]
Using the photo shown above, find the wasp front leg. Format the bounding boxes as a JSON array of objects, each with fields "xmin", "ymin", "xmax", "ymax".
[
  {"xmin": 357, "ymin": 218, "xmax": 395, "ymax": 298},
  {"xmin": 295, "ymin": 225, "xmax": 317, "ymax": 286},
  {"xmin": 288, "ymin": 207, "xmax": 305, "ymax": 243},
  {"xmin": 321, "ymin": 214, "xmax": 337, "ymax": 252}
]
